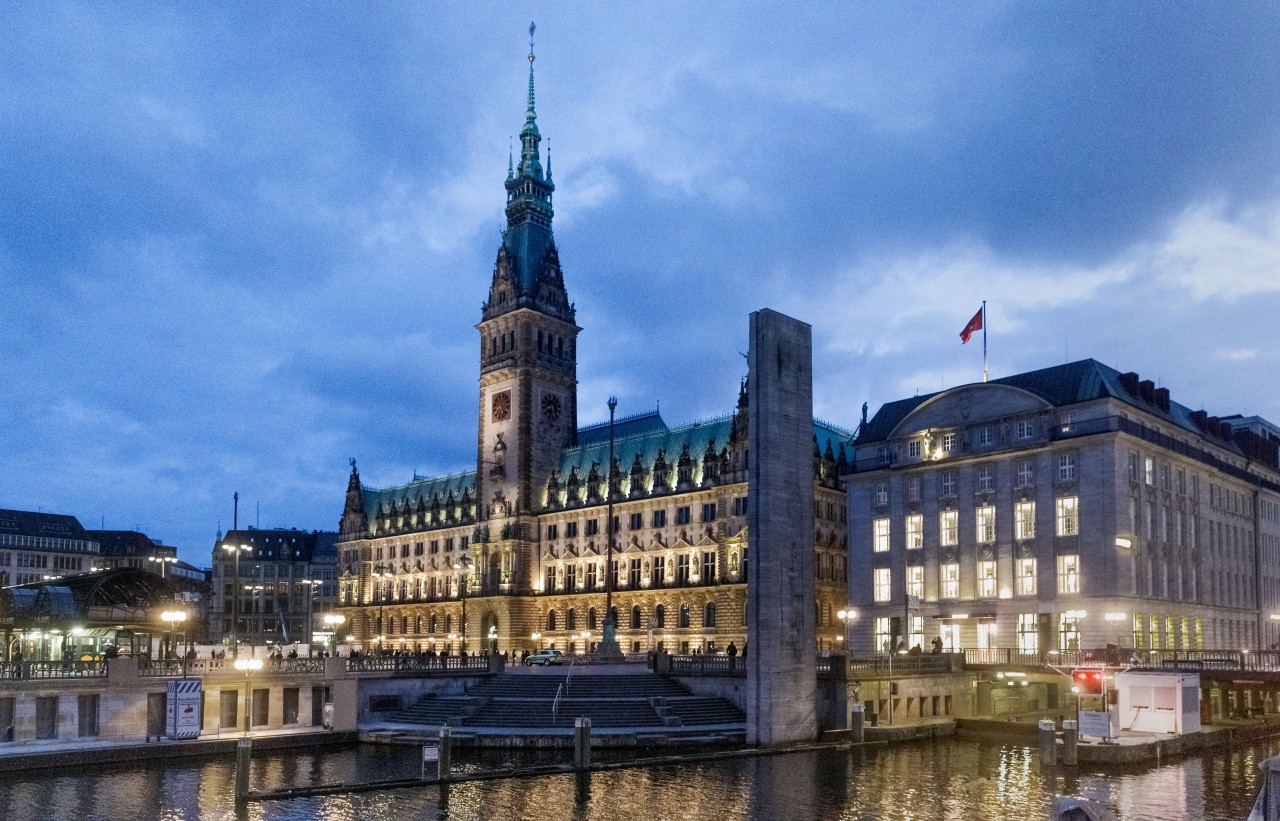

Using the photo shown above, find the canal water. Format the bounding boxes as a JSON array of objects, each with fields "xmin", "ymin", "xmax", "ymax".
[{"xmin": 0, "ymin": 738, "xmax": 1268, "ymax": 821}]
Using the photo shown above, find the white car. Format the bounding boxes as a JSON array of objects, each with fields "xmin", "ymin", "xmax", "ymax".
[{"xmin": 524, "ymin": 649, "xmax": 566, "ymax": 666}]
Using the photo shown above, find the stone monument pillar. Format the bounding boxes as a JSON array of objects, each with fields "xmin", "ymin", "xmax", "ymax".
[{"xmin": 746, "ymin": 308, "xmax": 817, "ymax": 745}]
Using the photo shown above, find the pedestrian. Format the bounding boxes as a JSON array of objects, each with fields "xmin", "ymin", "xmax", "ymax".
[
  {"xmin": 931, "ymin": 636, "xmax": 943, "ymax": 654},
  {"xmin": 726, "ymin": 642, "xmax": 738, "ymax": 658}
]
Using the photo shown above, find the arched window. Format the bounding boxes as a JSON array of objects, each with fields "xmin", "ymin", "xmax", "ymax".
[
  {"xmin": 704, "ymin": 602, "xmax": 716, "ymax": 628},
  {"xmin": 678, "ymin": 604, "xmax": 690, "ymax": 628},
  {"xmin": 567, "ymin": 608, "xmax": 577, "ymax": 631},
  {"xmin": 430, "ymin": 614, "xmax": 438, "ymax": 633},
  {"xmin": 445, "ymin": 614, "xmax": 452, "ymax": 633},
  {"xmin": 547, "ymin": 610, "xmax": 558, "ymax": 632},
  {"xmin": 630, "ymin": 605, "xmax": 642, "ymax": 630},
  {"xmin": 415, "ymin": 615, "xmax": 423, "ymax": 633},
  {"xmin": 587, "ymin": 608, "xmax": 598, "ymax": 630},
  {"xmin": 655, "ymin": 604, "xmax": 665, "ymax": 628},
  {"xmin": 608, "ymin": 606, "xmax": 617, "ymax": 627}
]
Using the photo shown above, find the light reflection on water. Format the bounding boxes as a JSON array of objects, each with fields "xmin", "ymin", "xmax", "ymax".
[{"xmin": 0, "ymin": 739, "xmax": 1269, "ymax": 821}]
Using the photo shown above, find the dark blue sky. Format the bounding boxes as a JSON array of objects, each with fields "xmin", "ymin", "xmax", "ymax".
[{"xmin": 4, "ymin": 3, "xmax": 1280, "ymax": 567}]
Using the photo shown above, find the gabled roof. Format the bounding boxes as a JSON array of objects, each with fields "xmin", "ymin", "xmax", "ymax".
[
  {"xmin": 0, "ymin": 509, "xmax": 92, "ymax": 542},
  {"xmin": 576, "ymin": 409, "xmax": 670, "ymax": 447}
]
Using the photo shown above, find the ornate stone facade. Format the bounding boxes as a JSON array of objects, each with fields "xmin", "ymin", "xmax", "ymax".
[{"xmin": 333, "ymin": 45, "xmax": 852, "ymax": 657}]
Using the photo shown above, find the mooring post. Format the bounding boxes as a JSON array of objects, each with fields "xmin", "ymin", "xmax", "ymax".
[
  {"xmin": 1038, "ymin": 719, "xmax": 1058, "ymax": 767},
  {"xmin": 850, "ymin": 704, "xmax": 865, "ymax": 744},
  {"xmin": 1061, "ymin": 719, "xmax": 1078, "ymax": 767},
  {"xmin": 437, "ymin": 726, "xmax": 453, "ymax": 782},
  {"xmin": 234, "ymin": 736, "xmax": 253, "ymax": 804},
  {"xmin": 574, "ymin": 717, "xmax": 592, "ymax": 769}
]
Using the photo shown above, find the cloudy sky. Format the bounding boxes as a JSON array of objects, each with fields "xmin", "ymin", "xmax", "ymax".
[{"xmin": 4, "ymin": 3, "xmax": 1280, "ymax": 567}]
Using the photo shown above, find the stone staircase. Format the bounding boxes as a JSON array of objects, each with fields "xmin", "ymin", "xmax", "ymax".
[{"xmin": 389, "ymin": 672, "xmax": 744, "ymax": 731}]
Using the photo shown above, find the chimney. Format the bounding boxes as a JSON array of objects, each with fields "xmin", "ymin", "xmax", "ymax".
[
  {"xmin": 1139, "ymin": 379, "xmax": 1156, "ymax": 404},
  {"xmin": 1153, "ymin": 387, "xmax": 1170, "ymax": 412},
  {"xmin": 1119, "ymin": 372, "xmax": 1140, "ymax": 395}
]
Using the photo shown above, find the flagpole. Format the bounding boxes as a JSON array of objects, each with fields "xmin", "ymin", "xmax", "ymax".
[{"xmin": 982, "ymin": 300, "xmax": 988, "ymax": 383}]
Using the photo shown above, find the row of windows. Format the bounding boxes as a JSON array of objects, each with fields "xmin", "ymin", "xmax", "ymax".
[
  {"xmin": 872, "ymin": 554, "xmax": 1079, "ymax": 602},
  {"xmin": 1130, "ymin": 451, "xmax": 1202, "ymax": 499},
  {"xmin": 874, "ymin": 455, "xmax": 1076, "ymax": 507},
  {"xmin": 882, "ymin": 418, "xmax": 1048, "ymax": 466},
  {"xmin": 545, "ymin": 602, "xmax": 718, "ymax": 632},
  {"xmin": 873, "ymin": 497, "xmax": 1079, "ymax": 552},
  {"xmin": 543, "ymin": 552, "xmax": 722, "ymax": 592},
  {"xmin": 547, "ymin": 504, "xmax": 721, "ymax": 540},
  {"xmin": 373, "ymin": 537, "xmax": 468, "ymax": 561},
  {"xmin": 218, "ymin": 563, "xmax": 336, "ymax": 579}
]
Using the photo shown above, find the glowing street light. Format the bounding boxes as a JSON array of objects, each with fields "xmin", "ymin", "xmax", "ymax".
[
  {"xmin": 221, "ymin": 542, "xmax": 252, "ymax": 657},
  {"xmin": 233, "ymin": 657, "xmax": 263, "ymax": 736},
  {"xmin": 161, "ymin": 610, "xmax": 187, "ymax": 659}
]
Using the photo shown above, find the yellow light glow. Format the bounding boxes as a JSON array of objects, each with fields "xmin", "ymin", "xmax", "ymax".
[{"xmin": 1115, "ymin": 537, "xmax": 1133, "ymax": 549}]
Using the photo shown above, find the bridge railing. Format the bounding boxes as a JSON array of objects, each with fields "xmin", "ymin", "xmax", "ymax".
[
  {"xmin": 847, "ymin": 653, "xmax": 960, "ymax": 676},
  {"xmin": 345, "ymin": 654, "xmax": 490, "ymax": 674},
  {"xmin": 0, "ymin": 661, "xmax": 108, "ymax": 681},
  {"xmin": 669, "ymin": 654, "xmax": 747, "ymax": 676}
]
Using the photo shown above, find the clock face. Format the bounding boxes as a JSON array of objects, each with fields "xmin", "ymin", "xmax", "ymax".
[
  {"xmin": 541, "ymin": 393, "xmax": 562, "ymax": 422},
  {"xmin": 492, "ymin": 391, "xmax": 511, "ymax": 422}
]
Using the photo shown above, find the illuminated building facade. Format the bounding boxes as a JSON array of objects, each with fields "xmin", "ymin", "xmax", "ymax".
[
  {"xmin": 846, "ymin": 359, "xmax": 1280, "ymax": 656},
  {"xmin": 334, "ymin": 46, "xmax": 852, "ymax": 656}
]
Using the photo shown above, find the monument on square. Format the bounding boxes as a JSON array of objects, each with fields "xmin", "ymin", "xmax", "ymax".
[{"xmin": 746, "ymin": 308, "xmax": 818, "ymax": 745}]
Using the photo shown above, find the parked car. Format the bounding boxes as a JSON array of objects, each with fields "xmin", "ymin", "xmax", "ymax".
[{"xmin": 524, "ymin": 649, "xmax": 566, "ymax": 666}]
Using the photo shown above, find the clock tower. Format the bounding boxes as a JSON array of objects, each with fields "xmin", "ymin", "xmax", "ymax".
[{"xmin": 477, "ymin": 38, "xmax": 579, "ymax": 528}]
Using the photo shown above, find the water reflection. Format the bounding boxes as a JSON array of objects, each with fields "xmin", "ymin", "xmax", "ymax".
[{"xmin": 0, "ymin": 738, "xmax": 1269, "ymax": 821}]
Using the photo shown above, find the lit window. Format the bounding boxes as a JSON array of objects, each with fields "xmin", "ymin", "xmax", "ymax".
[
  {"xmin": 1057, "ymin": 554, "xmax": 1080, "ymax": 594},
  {"xmin": 978, "ymin": 426, "xmax": 993, "ymax": 446},
  {"xmin": 1058, "ymin": 453, "xmax": 1075, "ymax": 481},
  {"xmin": 1017, "ymin": 614, "xmax": 1039, "ymax": 652},
  {"xmin": 942, "ymin": 432, "xmax": 956, "ymax": 452},
  {"xmin": 977, "ymin": 560, "xmax": 996, "ymax": 597},
  {"xmin": 1056, "ymin": 497, "xmax": 1079, "ymax": 536},
  {"xmin": 1058, "ymin": 412, "xmax": 1074, "ymax": 432},
  {"xmin": 977, "ymin": 466, "xmax": 993, "ymax": 492},
  {"xmin": 940, "ymin": 471, "xmax": 956, "ymax": 496},
  {"xmin": 939, "ymin": 510, "xmax": 958, "ymax": 546},
  {"xmin": 905, "ymin": 514, "xmax": 923, "ymax": 550},
  {"xmin": 908, "ymin": 440, "xmax": 920, "ymax": 459},
  {"xmin": 1016, "ymin": 420, "xmax": 1034, "ymax": 440},
  {"xmin": 1144, "ymin": 457, "xmax": 1154, "ymax": 486},
  {"xmin": 1015, "ymin": 501, "xmax": 1035, "ymax": 540},
  {"xmin": 874, "ymin": 482, "xmax": 888, "ymax": 506},
  {"xmin": 873, "ymin": 518, "xmax": 890, "ymax": 553},
  {"xmin": 1016, "ymin": 558, "xmax": 1036, "ymax": 595},
  {"xmin": 907, "ymin": 476, "xmax": 921, "ymax": 502},
  {"xmin": 940, "ymin": 563, "xmax": 960, "ymax": 599},
  {"xmin": 1016, "ymin": 459, "xmax": 1034, "ymax": 487},
  {"xmin": 874, "ymin": 617, "xmax": 892, "ymax": 652},
  {"xmin": 976, "ymin": 505, "xmax": 996, "ymax": 543},
  {"xmin": 906, "ymin": 564, "xmax": 924, "ymax": 599},
  {"xmin": 874, "ymin": 567, "xmax": 891, "ymax": 602}
]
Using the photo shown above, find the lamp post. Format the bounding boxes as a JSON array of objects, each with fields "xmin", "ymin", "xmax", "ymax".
[
  {"xmin": 222, "ymin": 542, "xmax": 251, "ymax": 657},
  {"xmin": 453, "ymin": 553, "xmax": 473, "ymax": 654},
  {"xmin": 233, "ymin": 658, "xmax": 263, "ymax": 736},
  {"xmin": 323, "ymin": 613, "xmax": 346, "ymax": 654},
  {"xmin": 371, "ymin": 564, "xmax": 390, "ymax": 653},
  {"xmin": 243, "ymin": 584, "xmax": 263, "ymax": 651},
  {"xmin": 161, "ymin": 610, "xmax": 187, "ymax": 660},
  {"xmin": 598, "ymin": 395, "xmax": 623, "ymax": 659},
  {"xmin": 837, "ymin": 607, "xmax": 857, "ymax": 650},
  {"xmin": 148, "ymin": 555, "xmax": 177, "ymax": 578},
  {"xmin": 531, "ymin": 631, "xmax": 542, "ymax": 650}
]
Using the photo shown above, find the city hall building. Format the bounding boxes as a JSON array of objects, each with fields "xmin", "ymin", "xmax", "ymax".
[
  {"xmin": 333, "ymin": 49, "xmax": 852, "ymax": 656},
  {"xmin": 846, "ymin": 359, "xmax": 1280, "ymax": 657}
]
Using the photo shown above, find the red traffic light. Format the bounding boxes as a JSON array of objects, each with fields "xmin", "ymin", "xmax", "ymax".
[{"xmin": 1071, "ymin": 669, "xmax": 1103, "ymax": 695}]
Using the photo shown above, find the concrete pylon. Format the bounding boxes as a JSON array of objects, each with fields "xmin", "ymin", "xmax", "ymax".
[{"xmin": 746, "ymin": 308, "xmax": 817, "ymax": 745}]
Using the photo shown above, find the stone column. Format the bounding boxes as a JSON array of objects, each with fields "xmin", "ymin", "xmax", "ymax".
[{"xmin": 746, "ymin": 308, "xmax": 817, "ymax": 745}]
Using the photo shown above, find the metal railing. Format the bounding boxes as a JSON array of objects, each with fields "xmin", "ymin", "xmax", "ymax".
[
  {"xmin": 345, "ymin": 654, "xmax": 489, "ymax": 674},
  {"xmin": 669, "ymin": 655, "xmax": 746, "ymax": 675},
  {"xmin": 847, "ymin": 653, "xmax": 958, "ymax": 676}
]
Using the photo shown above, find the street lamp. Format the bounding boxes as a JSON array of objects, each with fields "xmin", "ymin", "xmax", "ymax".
[
  {"xmin": 452, "ymin": 553, "xmax": 473, "ymax": 655},
  {"xmin": 598, "ymin": 395, "xmax": 623, "ymax": 659},
  {"xmin": 233, "ymin": 658, "xmax": 263, "ymax": 736},
  {"xmin": 222, "ymin": 542, "xmax": 251, "ymax": 657},
  {"xmin": 531, "ymin": 631, "xmax": 542, "ymax": 649},
  {"xmin": 161, "ymin": 610, "xmax": 187, "ymax": 660},
  {"xmin": 243, "ymin": 584, "xmax": 264, "ymax": 650},
  {"xmin": 371, "ymin": 564, "xmax": 391, "ymax": 653},
  {"xmin": 148, "ymin": 555, "xmax": 177, "ymax": 578},
  {"xmin": 323, "ymin": 613, "xmax": 346, "ymax": 654}
]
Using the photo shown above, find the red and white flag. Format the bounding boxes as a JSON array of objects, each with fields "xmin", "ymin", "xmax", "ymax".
[{"xmin": 960, "ymin": 306, "xmax": 983, "ymax": 344}]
